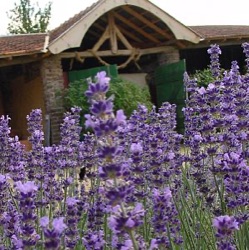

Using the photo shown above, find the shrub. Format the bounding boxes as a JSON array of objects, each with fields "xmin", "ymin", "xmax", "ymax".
[
  {"xmin": 192, "ymin": 68, "xmax": 216, "ymax": 87},
  {"xmin": 191, "ymin": 67, "xmax": 226, "ymax": 87},
  {"xmin": 63, "ymin": 75, "xmax": 153, "ymax": 118}
]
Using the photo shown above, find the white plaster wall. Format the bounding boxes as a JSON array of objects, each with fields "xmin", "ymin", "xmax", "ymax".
[{"xmin": 119, "ymin": 73, "xmax": 148, "ymax": 88}]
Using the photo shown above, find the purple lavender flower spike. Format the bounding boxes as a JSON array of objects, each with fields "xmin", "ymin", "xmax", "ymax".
[
  {"xmin": 40, "ymin": 216, "xmax": 49, "ymax": 228},
  {"xmin": 184, "ymin": 71, "xmax": 197, "ymax": 95},
  {"xmin": 8, "ymin": 136, "xmax": 27, "ymax": 182},
  {"xmin": 40, "ymin": 216, "xmax": 67, "ymax": 249},
  {"xmin": 0, "ymin": 116, "xmax": 11, "ymax": 173},
  {"xmin": 60, "ymin": 107, "xmax": 82, "ymax": 149},
  {"xmin": 213, "ymin": 215, "xmax": 239, "ymax": 250},
  {"xmin": 15, "ymin": 180, "xmax": 40, "ymax": 248},
  {"xmin": 87, "ymin": 194, "xmax": 105, "ymax": 231},
  {"xmin": 108, "ymin": 203, "xmax": 144, "ymax": 234},
  {"xmin": 15, "ymin": 181, "xmax": 38, "ymax": 194},
  {"xmin": 130, "ymin": 142, "xmax": 143, "ymax": 154},
  {"xmin": 65, "ymin": 197, "xmax": 80, "ymax": 249},
  {"xmin": 213, "ymin": 215, "xmax": 239, "ymax": 235},
  {"xmin": 152, "ymin": 187, "xmax": 182, "ymax": 247},
  {"xmin": 26, "ymin": 109, "xmax": 44, "ymax": 150},
  {"xmin": 1, "ymin": 202, "xmax": 21, "ymax": 241},
  {"xmin": 0, "ymin": 174, "xmax": 9, "ymax": 215},
  {"xmin": 85, "ymin": 71, "xmax": 110, "ymax": 99},
  {"xmin": 90, "ymin": 99, "xmax": 113, "ymax": 116},
  {"xmin": 116, "ymin": 110, "xmax": 127, "ymax": 125},
  {"xmin": 82, "ymin": 230, "xmax": 105, "ymax": 250},
  {"xmin": 207, "ymin": 44, "xmax": 221, "ymax": 78},
  {"xmin": 242, "ymin": 42, "xmax": 249, "ymax": 73},
  {"xmin": 26, "ymin": 109, "xmax": 44, "ymax": 181},
  {"xmin": 84, "ymin": 71, "xmax": 145, "ymax": 249},
  {"xmin": 11, "ymin": 235, "xmax": 24, "ymax": 250},
  {"xmin": 52, "ymin": 217, "xmax": 67, "ymax": 235}
]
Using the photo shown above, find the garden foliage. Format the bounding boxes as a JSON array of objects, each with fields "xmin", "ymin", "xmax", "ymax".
[
  {"xmin": 0, "ymin": 43, "xmax": 249, "ymax": 249},
  {"xmin": 192, "ymin": 68, "xmax": 217, "ymax": 87},
  {"xmin": 63, "ymin": 76, "xmax": 153, "ymax": 118}
]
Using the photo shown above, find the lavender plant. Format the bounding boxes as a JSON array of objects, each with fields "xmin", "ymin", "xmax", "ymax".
[{"xmin": 0, "ymin": 43, "xmax": 248, "ymax": 250}]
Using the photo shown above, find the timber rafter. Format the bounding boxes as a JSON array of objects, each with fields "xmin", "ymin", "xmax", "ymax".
[
  {"xmin": 61, "ymin": 11, "xmax": 178, "ymax": 68},
  {"xmin": 77, "ymin": 11, "xmax": 141, "ymax": 69},
  {"xmin": 122, "ymin": 6, "xmax": 186, "ymax": 48},
  {"xmin": 62, "ymin": 7, "xmax": 187, "ymax": 69},
  {"xmin": 49, "ymin": 2, "xmax": 202, "ymax": 68},
  {"xmin": 48, "ymin": 0, "xmax": 201, "ymax": 54}
]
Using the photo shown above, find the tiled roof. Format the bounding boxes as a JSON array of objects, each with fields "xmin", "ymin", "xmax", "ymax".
[
  {"xmin": 49, "ymin": 0, "xmax": 101, "ymax": 43},
  {"xmin": 0, "ymin": 33, "xmax": 47, "ymax": 57},
  {"xmin": 1, "ymin": 24, "xmax": 249, "ymax": 57},
  {"xmin": 189, "ymin": 25, "xmax": 249, "ymax": 39}
]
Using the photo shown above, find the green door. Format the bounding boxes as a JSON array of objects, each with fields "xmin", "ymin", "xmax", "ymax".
[
  {"xmin": 155, "ymin": 60, "xmax": 186, "ymax": 133},
  {"xmin": 68, "ymin": 64, "xmax": 118, "ymax": 83}
]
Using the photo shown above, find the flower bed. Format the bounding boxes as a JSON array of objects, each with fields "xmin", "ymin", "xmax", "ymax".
[{"xmin": 0, "ymin": 44, "xmax": 248, "ymax": 249}]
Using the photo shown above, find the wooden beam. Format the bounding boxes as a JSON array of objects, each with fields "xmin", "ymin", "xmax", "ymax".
[
  {"xmin": 92, "ymin": 20, "xmax": 106, "ymax": 32},
  {"xmin": 122, "ymin": 6, "xmax": 186, "ymax": 48},
  {"xmin": 61, "ymin": 50, "xmax": 132, "ymax": 58},
  {"xmin": 108, "ymin": 12, "xmax": 118, "ymax": 54},
  {"xmin": 93, "ymin": 19, "xmax": 143, "ymax": 44},
  {"xmin": 60, "ymin": 46, "xmax": 175, "ymax": 59},
  {"xmin": 123, "ymin": 6, "xmax": 173, "ymax": 40},
  {"xmin": 113, "ymin": 12, "xmax": 161, "ymax": 44},
  {"xmin": 87, "ymin": 29, "xmax": 101, "ymax": 39},
  {"xmin": 118, "ymin": 26, "xmax": 144, "ymax": 44},
  {"xmin": 114, "ymin": 25, "xmax": 133, "ymax": 50},
  {"xmin": 91, "ymin": 13, "xmax": 133, "ymax": 55},
  {"xmin": 92, "ymin": 26, "xmax": 110, "ymax": 51},
  {"xmin": 0, "ymin": 55, "xmax": 41, "ymax": 67}
]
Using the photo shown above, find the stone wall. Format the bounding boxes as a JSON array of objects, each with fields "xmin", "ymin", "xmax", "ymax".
[
  {"xmin": 40, "ymin": 55, "xmax": 64, "ymax": 144},
  {"xmin": 157, "ymin": 46, "xmax": 180, "ymax": 66}
]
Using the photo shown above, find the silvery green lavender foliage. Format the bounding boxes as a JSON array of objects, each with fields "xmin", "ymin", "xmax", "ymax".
[{"xmin": 0, "ymin": 43, "xmax": 249, "ymax": 250}]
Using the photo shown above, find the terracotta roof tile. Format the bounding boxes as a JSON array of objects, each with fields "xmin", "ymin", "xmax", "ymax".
[
  {"xmin": 189, "ymin": 25, "xmax": 249, "ymax": 39},
  {"xmin": 2, "ymin": 22, "xmax": 249, "ymax": 58},
  {"xmin": 49, "ymin": 0, "xmax": 101, "ymax": 43},
  {"xmin": 0, "ymin": 33, "xmax": 47, "ymax": 56}
]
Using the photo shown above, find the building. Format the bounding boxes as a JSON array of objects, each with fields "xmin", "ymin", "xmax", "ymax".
[{"xmin": 0, "ymin": 0, "xmax": 248, "ymax": 143}]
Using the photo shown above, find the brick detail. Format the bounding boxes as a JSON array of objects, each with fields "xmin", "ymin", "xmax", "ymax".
[{"xmin": 40, "ymin": 55, "xmax": 65, "ymax": 144}]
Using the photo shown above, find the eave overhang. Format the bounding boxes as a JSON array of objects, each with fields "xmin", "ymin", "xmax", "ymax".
[{"xmin": 48, "ymin": 0, "xmax": 201, "ymax": 54}]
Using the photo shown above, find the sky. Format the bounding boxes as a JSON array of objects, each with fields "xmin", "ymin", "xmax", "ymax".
[{"xmin": 1, "ymin": 0, "xmax": 249, "ymax": 35}]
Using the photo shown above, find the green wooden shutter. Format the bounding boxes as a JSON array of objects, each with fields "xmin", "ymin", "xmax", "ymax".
[
  {"xmin": 68, "ymin": 65, "xmax": 118, "ymax": 83},
  {"xmin": 155, "ymin": 60, "xmax": 186, "ymax": 133}
]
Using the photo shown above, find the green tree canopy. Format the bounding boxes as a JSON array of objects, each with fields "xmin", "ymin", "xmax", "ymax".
[{"xmin": 7, "ymin": 0, "xmax": 52, "ymax": 34}]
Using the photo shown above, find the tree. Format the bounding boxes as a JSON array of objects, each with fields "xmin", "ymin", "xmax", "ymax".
[{"xmin": 7, "ymin": 0, "xmax": 52, "ymax": 34}]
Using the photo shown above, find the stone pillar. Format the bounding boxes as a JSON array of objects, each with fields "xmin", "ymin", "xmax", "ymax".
[
  {"xmin": 157, "ymin": 46, "xmax": 180, "ymax": 65},
  {"xmin": 40, "ymin": 55, "xmax": 64, "ymax": 144}
]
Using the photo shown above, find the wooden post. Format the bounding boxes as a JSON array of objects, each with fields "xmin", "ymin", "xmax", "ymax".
[{"xmin": 108, "ymin": 13, "xmax": 118, "ymax": 54}]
